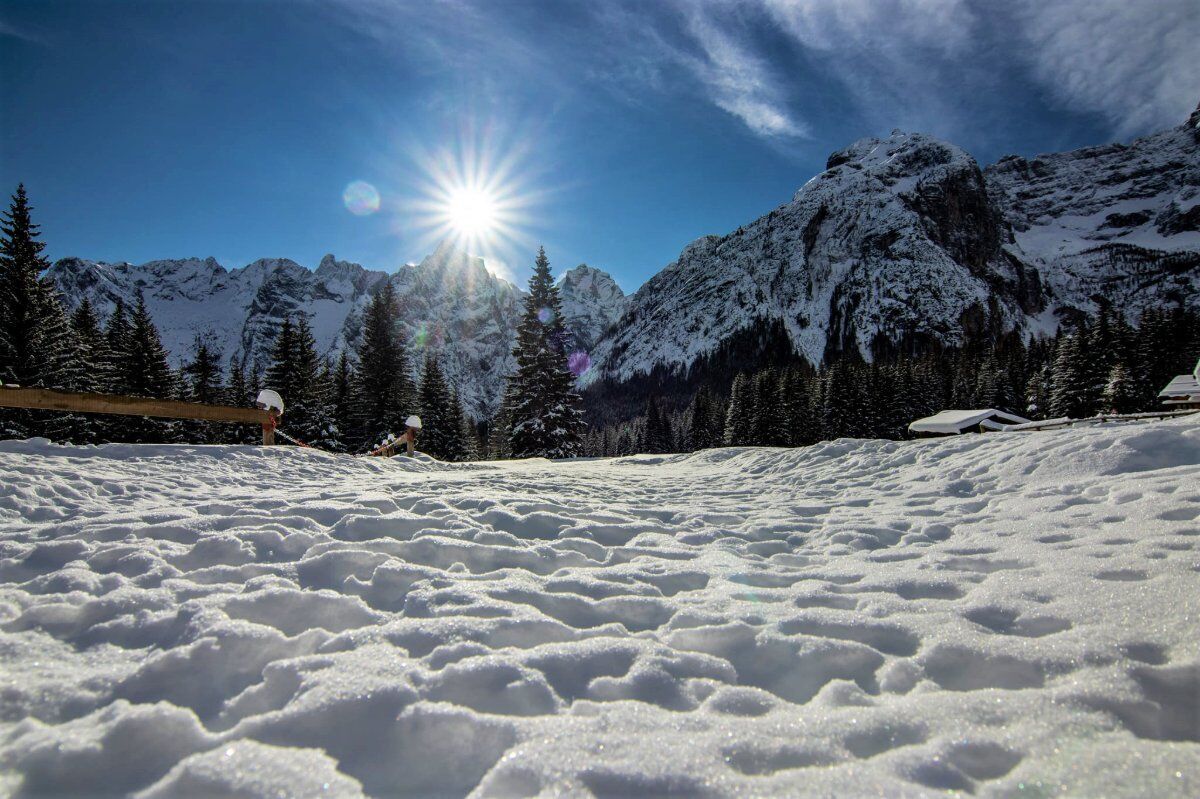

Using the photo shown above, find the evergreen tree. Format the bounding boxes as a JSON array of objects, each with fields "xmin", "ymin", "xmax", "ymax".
[
  {"xmin": 182, "ymin": 337, "xmax": 226, "ymax": 443},
  {"xmin": 118, "ymin": 293, "xmax": 179, "ymax": 442},
  {"xmin": 488, "ymin": 390, "xmax": 515, "ymax": 460},
  {"xmin": 70, "ymin": 298, "xmax": 106, "ymax": 395},
  {"xmin": 266, "ymin": 316, "xmax": 336, "ymax": 448},
  {"xmin": 1050, "ymin": 330, "xmax": 1093, "ymax": 418},
  {"xmin": 723, "ymin": 372, "xmax": 754, "ymax": 445},
  {"xmin": 1101, "ymin": 362, "xmax": 1140, "ymax": 414},
  {"xmin": 354, "ymin": 282, "xmax": 413, "ymax": 448},
  {"xmin": 0, "ymin": 185, "xmax": 91, "ymax": 440},
  {"xmin": 506, "ymin": 247, "xmax": 585, "ymax": 458},
  {"xmin": 225, "ymin": 355, "xmax": 258, "ymax": 444},
  {"xmin": 416, "ymin": 353, "xmax": 457, "ymax": 459},
  {"xmin": 328, "ymin": 351, "xmax": 355, "ymax": 453},
  {"xmin": 643, "ymin": 397, "xmax": 672, "ymax": 453},
  {"xmin": 450, "ymin": 388, "xmax": 477, "ymax": 461}
]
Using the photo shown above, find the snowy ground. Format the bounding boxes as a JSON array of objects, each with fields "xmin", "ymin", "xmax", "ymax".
[{"xmin": 1, "ymin": 419, "xmax": 1198, "ymax": 798}]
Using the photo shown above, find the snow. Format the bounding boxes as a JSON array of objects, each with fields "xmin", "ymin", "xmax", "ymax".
[
  {"xmin": 2, "ymin": 419, "xmax": 1199, "ymax": 796},
  {"xmin": 909, "ymin": 409, "xmax": 1031, "ymax": 435}
]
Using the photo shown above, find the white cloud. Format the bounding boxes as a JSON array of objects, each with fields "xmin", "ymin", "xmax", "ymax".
[
  {"xmin": 1008, "ymin": 0, "xmax": 1200, "ymax": 136},
  {"xmin": 676, "ymin": 5, "xmax": 809, "ymax": 138}
]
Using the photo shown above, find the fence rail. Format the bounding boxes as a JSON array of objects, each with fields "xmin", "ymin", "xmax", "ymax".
[
  {"xmin": 1001, "ymin": 408, "xmax": 1199, "ymax": 433},
  {"xmin": 0, "ymin": 386, "xmax": 277, "ymax": 444}
]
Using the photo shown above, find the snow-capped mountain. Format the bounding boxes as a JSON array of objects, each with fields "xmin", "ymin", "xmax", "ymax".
[
  {"xmin": 46, "ymin": 245, "xmax": 624, "ymax": 420},
  {"xmin": 557, "ymin": 263, "xmax": 628, "ymax": 351},
  {"xmin": 581, "ymin": 102, "xmax": 1200, "ymax": 390}
]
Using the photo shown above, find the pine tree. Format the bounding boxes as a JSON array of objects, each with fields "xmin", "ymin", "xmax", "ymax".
[
  {"xmin": 488, "ymin": 391, "xmax": 514, "ymax": 460},
  {"xmin": 723, "ymin": 372, "xmax": 754, "ymax": 445},
  {"xmin": 507, "ymin": 247, "xmax": 585, "ymax": 459},
  {"xmin": 1101, "ymin": 362, "xmax": 1140, "ymax": 414},
  {"xmin": 118, "ymin": 293, "xmax": 179, "ymax": 442},
  {"xmin": 354, "ymin": 282, "xmax": 413, "ymax": 448},
  {"xmin": 417, "ymin": 353, "xmax": 456, "ymax": 459},
  {"xmin": 226, "ymin": 355, "xmax": 258, "ymax": 444},
  {"xmin": 450, "ymin": 388, "xmax": 477, "ymax": 461},
  {"xmin": 1050, "ymin": 329, "xmax": 1093, "ymax": 419},
  {"xmin": 182, "ymin": 337, "xmax": 226, "ymax": 443},
  {"xmin": 0, "ymin": 185, "xmax": 91, "ymax": 440},
  {"xmin": 70, "ymin": 298, "xmax": 106, "ymax": 395},
  {"xmin": 328, "ymin": 351, "xmax": 355, "ymax": 453},
  {"xmin": 643, "ymin": 397, "xmax": 672, "ymax": 453},
  {"xmin": 266, "ymin": 316, "xmax": 335, "ymax": 448}
]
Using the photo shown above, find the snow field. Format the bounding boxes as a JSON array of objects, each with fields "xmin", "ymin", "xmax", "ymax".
[{"xmin": 1, "ymin": 418, "xmax": 1198, "ymax": 796}]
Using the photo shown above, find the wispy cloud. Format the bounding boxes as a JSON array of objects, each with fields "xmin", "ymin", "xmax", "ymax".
[
  {"xmin": 675, "ymin": 4, "xmax": 809, "ymax": 138},
  {"xmin": 318, "ymin": 0, "xmax": 1196, "ymax": 146},
  {"xmin": 1007, "ymin": 0, "xmax": 1200, "ymax": 137}
]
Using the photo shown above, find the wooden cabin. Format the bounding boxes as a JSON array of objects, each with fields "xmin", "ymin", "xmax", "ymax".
[
  {"xmin": 908, "ymin": 409, "xmax": 1031, "ymax": 436},
  {"xmin": 1159, "ymin": 359, "xmax": 1200, "ymax": 410}
]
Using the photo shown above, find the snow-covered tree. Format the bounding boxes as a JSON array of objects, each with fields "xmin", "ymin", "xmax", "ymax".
[
  {"xmin": 507, "ymin": 247, "xmax": 585, "ymax": 459},
  {"xmin": 1101, "ymin": 362, "xmax": 1140, "ymax": 414},
  {"xmin": 723, "ymin": 372, "xmax": 754, "ymax": 445}
]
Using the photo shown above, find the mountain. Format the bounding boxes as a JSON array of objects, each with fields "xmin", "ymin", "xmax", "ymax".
[
  {"xmin": 580, "ymin": 102, "xmax": 1200, "ymax": 403},
  {"xmin": 46, "ymin": 246, "xmax": 625, "ymax": 421},
  {"xmin": 557, "ymin": 264, "xmax": 628, "ymax": 352}
]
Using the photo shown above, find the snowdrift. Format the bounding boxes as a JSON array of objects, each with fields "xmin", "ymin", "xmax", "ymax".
[{"xmin": 1, "ymin": 419, "xmax": 1198, "ymax": 796}]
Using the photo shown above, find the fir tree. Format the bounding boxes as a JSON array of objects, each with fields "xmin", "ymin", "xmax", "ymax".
[
  {"xmin": 507, "ymin": 247, "xmax": 585, "ymax": 458},
  {"xmin": 266, "ymin": 316, "xmax": 335, "ymax": 448},
  {"xmin": 328, "ymin": 351, "xmax": 355, "ymax": 453},
  {"xmin": 70, "ymin": 298, "xmax": 106, "ymax": 395},
  {"xmin": 0, "ymin": 185, "xmax": 91, "ymax": 440},
  {"xmin": 450, "ymin": 388, "xmax": 477, "ymax": 461},
  {"xmin": 182, "ymin": 337, "xmax": 226, "ymax": 443},
  {"xmin": 417, "ymin": 353, "xmax": 457, "ymax": 459},
  {"xmin": 488, "ymin": 389, "xmax": 515, "ymax": 460},
  {"xmin": 118, "ymin": 293, "xmax": 179, "ymax": 442},
  {"xmin": 643, "ymin": 397, "xmax": 672, "ymax": 453},
  {"xmin": 354, "ymin": 282, "xmax": 413, "ymax": 448},
  {"xmin": 1101, "ymin": 362, "xmax": 1140, "ymax": 414},
  {"xmin": 1050, "ymin": 330, "xmax": 1093, "ymax": 419},
  {"xmin": 723, "ymin": 372, "xmax": 754, "ymax": 445}
]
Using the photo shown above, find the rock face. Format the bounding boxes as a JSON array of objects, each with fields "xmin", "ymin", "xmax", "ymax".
[
  {"xmin": 581, "ymin": 106, "xmax": 1200, "ymax": 390},
  {"xmin": 557, "ymin": 264, "xmax": 628, "ymax": 352},
  {"xmin": 46, "ymin": 245, "xmax": 624, "ymax": 421}
]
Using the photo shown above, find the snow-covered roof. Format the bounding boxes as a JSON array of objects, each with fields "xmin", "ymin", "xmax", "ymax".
[
  {"xmin": 908, "ymin": 409, "xmax": 1031, "ymax": 435},
  {"xmin": 1158, "ymin": 360, "xmax": 1200, "ymax": 403}
]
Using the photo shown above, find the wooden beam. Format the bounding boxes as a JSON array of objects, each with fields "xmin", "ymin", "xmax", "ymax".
[{"xmin": 0, "ymin": 386, "xmax": 273, "ymax": 426}]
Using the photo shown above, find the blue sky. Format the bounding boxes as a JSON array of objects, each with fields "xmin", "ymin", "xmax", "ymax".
[{"xmin": 2, "ymin": 0, "xmax": 1196, "ymax": 292}]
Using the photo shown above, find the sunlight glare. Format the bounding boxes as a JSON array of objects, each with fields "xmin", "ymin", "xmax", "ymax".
[{"xmin": 446, "ymin": 186, "xmax": 498, "ymax": 238}]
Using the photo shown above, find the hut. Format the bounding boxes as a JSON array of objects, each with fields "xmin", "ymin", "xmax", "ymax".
[
  {"xmin": 908, "ymin": 409, "xmax": 1031, "ymax": 436},
  {"xmin": 1159, "ymin": 359, "xmax": 1200, "ymax": 409}
]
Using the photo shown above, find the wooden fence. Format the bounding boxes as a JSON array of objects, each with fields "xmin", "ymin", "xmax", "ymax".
[{"xmin": 0, "ymin": 386, "xmax": 278, "ymax": 444}]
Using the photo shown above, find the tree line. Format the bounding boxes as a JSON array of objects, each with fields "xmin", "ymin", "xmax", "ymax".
[
  {"xmin": 584, "ymin": 307, "xmax": 1200, "ymax": 456},
  {"xmin": 4, "ymin": 183, "xmax": 1196, "ymax": 459},
  {"xmin": 0, "ymin": 186, "xmax": 587, "ymax": 459}
]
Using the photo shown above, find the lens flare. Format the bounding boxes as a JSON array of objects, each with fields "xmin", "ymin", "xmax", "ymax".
[
  {"xmin": 568, "ymin": 351, "xmax": 592, "ymax": 377},
  {"xmin": 400, "ymin": 120, "xmax": 548, "ymax": 279},
  {"xmin": 537, "ymin": 306, "xmax": 555, "ymax": 325},
  {"xmin": 343, "ymin": 181, "xmax": 380, "ymax": 216}
]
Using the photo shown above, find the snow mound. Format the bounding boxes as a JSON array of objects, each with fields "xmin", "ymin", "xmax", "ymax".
[{"xmin": 2, "ymin": 418, "xmax": 1198, "ymax": 796}]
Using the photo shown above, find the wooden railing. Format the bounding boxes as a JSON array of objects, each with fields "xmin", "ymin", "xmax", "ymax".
[{"xmin": 0, "ymin": 386, "xmax": 278, "ymax": 444}]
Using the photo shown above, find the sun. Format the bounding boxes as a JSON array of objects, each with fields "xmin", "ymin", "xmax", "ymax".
[
  {"xmin": 445, "ymin": 186, "xmax": 498, "ymax": 238},
  {"xmin": 399, "ymin": 121, "xmax": 547, "ymax": 276}
]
